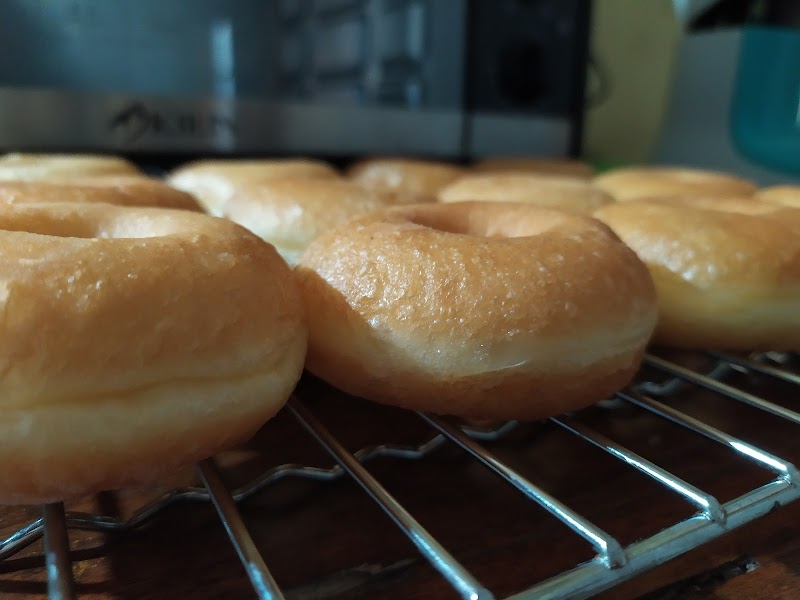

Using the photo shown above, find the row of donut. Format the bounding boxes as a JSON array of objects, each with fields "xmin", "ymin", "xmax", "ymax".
[
  {"xmin": 0, "ymin": 151, "xmax": 796, "ymax": 507},
  {"xmin": 2, "ymin": 150, "xmax": 796, "ymax": 212},
  {"xmin": 2, "ymin": 151, "xmax": 798, "ymax": 351},
  {"xmin": 163, "ymin": 155, "xmax": 799, "ymax": 352}
]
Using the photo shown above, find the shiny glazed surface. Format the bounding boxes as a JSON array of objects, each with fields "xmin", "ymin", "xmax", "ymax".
[
  {"xmin": 168, "ymin": 158, "xmax": 339, "ymax": 216},
  {"xmin": 296, "ymin": 201, "xmax": 657, "ymax": 419},
  {"xmin": 347, "ymin": 157, "xmax": 464, "ymax": 202},
  {"xmin": 594, "ymin": 196, "xmax": 800, "ymax": 349},
  {"xmin": 594, "ymin": 167, "xmax": 756, "ymax": 202},
  {"xmin": 0, "ymin": 202, "xmax": 307, "ymax": 503},
  {"xmin": 225, "ymin": 177, "xmax": 395, "ymax": 265},
  {"xmin": 0, "ymin": 176, "xmax": 202, "ymax": 211},
  {"xmin": 439, "ymin": 172, "xmax": 613, "ymax": 215},
  {"xmin": 0, "ymin": 153, "xmax": 141, "ymax": 180}
]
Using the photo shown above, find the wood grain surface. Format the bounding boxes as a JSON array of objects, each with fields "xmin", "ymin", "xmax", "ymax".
[{"xmin": 0, "ymin": 353, "xmax": 797, "ymax": 600}]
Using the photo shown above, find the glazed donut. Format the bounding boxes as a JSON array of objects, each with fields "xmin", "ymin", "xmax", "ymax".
[
  {"xmin": 225, "ymin": 178, "xmax": 393, "ymax": 265},
  {"xmin": 438, "ymin": 173, "xmax": 614, "ymax": 215},
  {"xmin": 168, "ymin": 158, "xmax": 339, "ymax": 216},
  {"xmin": 754, "ymin": 185, "xmax": 800, "ymax": 208},
  {"xmin": 0, "ymin": 176, "xmax": 202, "ymax": 211},
  {"xmin": 295, "ymin": 201, "xmax": 657, "ymax": 420},
  {"xmin": 594, "ymin": 166, "xmax": 756, "ymax": 201},
  {"xmin": 0, "ymin": 202, "xmax": 307, "ymax": 504},
  {"xmin": 593, "ymin": 196, "xmax": 800, "ymax": 350},
  {"xmin": 347, "ymin": 157, "xmax": 464, "ymax": 202},
  {"xmin": 471, "ymin": 157, "xmax": 594, "ymax": 180},
  {"xmin": 0, "ymin": 153, "xmax": 140, "ymax": 180}
]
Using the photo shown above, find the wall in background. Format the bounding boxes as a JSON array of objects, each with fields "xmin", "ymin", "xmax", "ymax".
[{"xmin": 584, "ymin": 0, "xmax": 682, "ymax": 164}]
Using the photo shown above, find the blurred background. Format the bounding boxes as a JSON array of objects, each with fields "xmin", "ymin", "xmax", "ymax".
[{"xmin": 0, "ymin": 0, "xmax": 798, "ymax": 183}]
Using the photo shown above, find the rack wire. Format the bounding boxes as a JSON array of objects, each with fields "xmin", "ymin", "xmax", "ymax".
[{"xmin": 1, "ymin": 350, "xmax": 798, "ymax": 600}]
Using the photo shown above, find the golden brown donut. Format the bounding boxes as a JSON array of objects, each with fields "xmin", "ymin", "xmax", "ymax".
[
  {"xmin": 594, "ymin": 196, "xmax": 800, "ymax": 350},
  {"xmin": 295, "ymin": 201, "xmax": 657, "ymax": 420},
  {"xmin": 0, "ymin": 153, "xmax": 141, "ymax": 180},
  {"xmin": 438, "ymin": 173, "xmax": 614, "ymax": 215},
  {"xmin": 754, "ymin": 185, "xmax": 800, "ymax": 208},
  {"xmin": 0, "ymin": 202, "xmax": 307, "ymax": 504},
  {"xmin": 226, "ymin": 178, "xmax": 393, "ymax": 265},
  {"xmin": 0, "ymin": 176, "xmax": 202, "ymax": 211},
  {"xmin": 594, "ymin": 166, "xmax": 756, "ymax": 201},
  {"xmin": 168, "ymin": 158, "xmax": 339, "ymax": 216},
  {"xmin": 347, "ymin": 157, "xmax": 464, "ymax": 202},
  {"xmin": 471, "ymin": 157, "xmax": 594, "ymax": 180}
]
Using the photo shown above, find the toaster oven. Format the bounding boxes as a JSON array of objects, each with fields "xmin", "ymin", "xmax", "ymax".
[{"xmin": 0, "ymin": 0, "xmax": 591, "ymax": 161}]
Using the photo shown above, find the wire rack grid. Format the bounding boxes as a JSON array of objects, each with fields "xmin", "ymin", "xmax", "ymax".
[{"xmin": 1, "ymin": 350, "xmax": 798, "ymax": 600}]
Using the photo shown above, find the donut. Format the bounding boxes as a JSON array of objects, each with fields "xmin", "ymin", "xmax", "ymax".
[
  {"xmin": 0, "ymin": 153, "xmax": 140, "ymax": 180},
  {"xmin": 755, "ymin": 185, "xmax": 800, "ymax": 209},
  {"xmin": 347, "ymin": 157, "xmax": 464, "ymax": 202},
  {"xmin": 593, "ymin": 196, "xmax": 800, "ymax": 350},
  {"xmin": 0, "ymin": 202, "xmax": 307, "ymax": 504},
  {"xmin": 295, "ymin": 201, "xmax": 657, "ymax": 420},
  {"xmin": 0, "ymin": 176, "xmax": 202, "ymax": 211},
  {"xmin": 225, "ymin": 178, "xmax": 393, "ymax": 265},
  {"xmin": 168, "ymin": 158, "xmax": 339, "ymax": 216},
  {"xmin": 438, "ymin": 173, "xmax": 614, "ymax": 215},
  {"xmin": 594, "ymin": 166, "xmax": 756, "ymax": 201},
  {"xmin": 471, "ymin": 157, "xmax": 594, "ymax": 180}
]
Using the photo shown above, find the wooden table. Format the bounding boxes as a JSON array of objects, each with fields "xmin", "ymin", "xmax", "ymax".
[{"xmin": 0, "ymin": 355, "xmax": 797, "ymax": 599}]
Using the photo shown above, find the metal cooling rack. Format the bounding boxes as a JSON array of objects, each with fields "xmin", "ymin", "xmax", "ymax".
[{"xmin": 2, "ymin": 351, "xmax": 798, "ymax": 600}]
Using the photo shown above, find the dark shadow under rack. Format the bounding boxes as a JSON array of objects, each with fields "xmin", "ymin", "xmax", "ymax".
[{"xmin": 3, "ymin": 351, "xmax": 799, "ymax": 600}]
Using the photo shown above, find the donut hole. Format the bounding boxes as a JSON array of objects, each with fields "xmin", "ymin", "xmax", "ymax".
[{"xmin": 398, "ymin": 203, "xmax": 569, "ymax": 239}]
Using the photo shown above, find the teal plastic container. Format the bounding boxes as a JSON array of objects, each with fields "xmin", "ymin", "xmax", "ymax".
[{"xmin": 730, "ymin": 26, "xmax": 800, "ymax": 176}]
